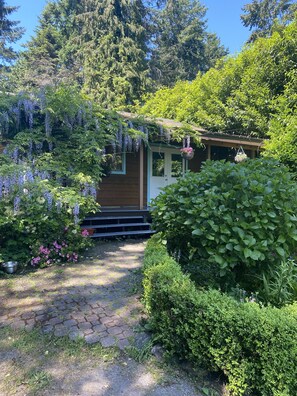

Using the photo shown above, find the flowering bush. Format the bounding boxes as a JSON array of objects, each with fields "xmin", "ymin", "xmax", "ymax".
[
  {"xmin": 31, "ymin": 230, "xmax": 92, "ymax": 268},
  {"xmin": 0, "ymin": 163, "xmax": 97, "ymax": 267}
]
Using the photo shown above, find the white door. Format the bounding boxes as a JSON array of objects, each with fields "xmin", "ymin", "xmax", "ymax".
[{"xmin": 149, "ymin": 147, "xmax": 185, "ymax": 202}]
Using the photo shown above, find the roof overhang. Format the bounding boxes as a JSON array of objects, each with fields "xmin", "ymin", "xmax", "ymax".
[{"xmin": 118, "ymin": 111, "xmax": 265, "ymax": 150}]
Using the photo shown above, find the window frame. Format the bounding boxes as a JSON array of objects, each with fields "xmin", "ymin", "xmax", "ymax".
[{"xmin": 110, "ymin": 151, "xmax": 126, "ymax": 175}]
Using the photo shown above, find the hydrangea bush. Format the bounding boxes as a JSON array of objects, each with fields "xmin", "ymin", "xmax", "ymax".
[{"xmin": 151, "ymin": 158, "xmax": 297, "ymax": 298}]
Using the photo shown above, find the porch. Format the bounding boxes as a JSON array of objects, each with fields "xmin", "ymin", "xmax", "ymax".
[{"xmin": 97, "ymin": 132, "xmax": 263, "ymax": 210}]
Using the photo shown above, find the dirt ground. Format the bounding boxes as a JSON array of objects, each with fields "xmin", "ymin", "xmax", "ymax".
[{"xmin": 0, "ymin": 239, "xmax": 222, "ymax": 396}]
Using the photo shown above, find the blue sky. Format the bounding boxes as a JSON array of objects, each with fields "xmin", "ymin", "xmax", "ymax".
[{"xmin": 7, "ymin": 0, "xmax": 251, "ymax": 54}]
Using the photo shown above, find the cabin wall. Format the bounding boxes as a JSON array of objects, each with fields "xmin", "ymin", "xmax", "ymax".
[
  {"xmin": 188, "ymin": 146, "xmax": 208, "ymax": 172},
  {"xmin": 97, "ymin": 150, "xmax": 147, "ymax": 208}
]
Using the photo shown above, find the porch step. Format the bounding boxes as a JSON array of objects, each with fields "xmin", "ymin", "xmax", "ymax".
[
  {"xmin": 82, "ymin": 222, "xmax": 151, "ymax": 229},
  {"xmin": 81, "ymin": 209, "xmax": 154, "ymax": 239},
  {"xmin": 91, "ymin": 230, "xmax": 155, "ymax": 239},
  {"xmin": 84, "ymin": 215, "xmax": 144, "ymax": 223}
]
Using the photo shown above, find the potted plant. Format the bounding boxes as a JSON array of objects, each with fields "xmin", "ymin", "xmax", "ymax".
[
  {"xmin": 180, "ymin": 147, "xmax": 194, "ymax": 160},
  {"xmin": 235, "ymin": 147, "xmax": 248, "ymax": 163}
]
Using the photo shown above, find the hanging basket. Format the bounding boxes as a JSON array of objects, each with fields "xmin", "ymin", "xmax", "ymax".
[
  {"xmin": 235, "ymin": 146, "xmax": 247, "ymax": 163},
  {"xmin": 180, "ymin": 147, "xmax": 194, "ymax": 160}
]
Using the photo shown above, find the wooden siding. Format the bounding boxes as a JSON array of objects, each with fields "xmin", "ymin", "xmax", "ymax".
[
  {"xmin": 98, "ymin": 150, "xmax": 147, "ymax": 208},
  {"xmin": 188, "ymin": 146, "xmax": 208, "ymax": 172}
]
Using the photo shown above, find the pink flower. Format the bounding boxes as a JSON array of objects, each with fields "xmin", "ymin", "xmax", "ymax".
[
  {"xmin": 31, "ymin": 256, "xmax": 41, "ymax": 266},
  {"xmin": 39, "ymin": 246, "xmax": 50, "ymax": 255},
  {"xmin": 81, "ymin": 229, "xmax": 89, "ymax": 237},
  {"xmin": 53, "ymin": 241, "xmax": 62, "ymax": 250},
  {"xmin": 180, "ymin": 147, "xmax": 194, "ymax": 154}
]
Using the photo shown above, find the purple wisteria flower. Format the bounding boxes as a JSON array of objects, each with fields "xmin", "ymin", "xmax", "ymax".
[
  {"xmin": 14, "ymin": 196, "xmax": 21, "ymax": 213},
  {"xmin": 28, "ymin": 140, "xmax": 33, "ymax": 161},
  {"xmin": 45, "ymin": 111, "xmax": 52, "ymax": 137},
  {"xmin": 56, "ymin": 200, "xmax": 62, "ymax": 213},
  {"xmin": 25, "ymin": 169, "xmax": 34, "ymax": 183},
  {"xmin": 12, "ymin": 147, "xmax": 19, "ymax": 163},
  {"xmin": 0, "ymin": 176, "xmax": 3, "ymax": 199},
  {"xmin": 73, "ymin": 203, "xmax": 80, "ymax": 224},
  {"xmin": 22, "ymin": 98, "xmax": 35, "ymax": 129},
  {"xmin": 89, "ymin": 184, "xmax": 97, "ymax": 199},
  {"xmin": 44, "ymin": 191, "xmax": 53, "ymax": 210}
]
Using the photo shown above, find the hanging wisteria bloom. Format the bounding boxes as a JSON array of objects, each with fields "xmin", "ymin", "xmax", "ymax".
[
  {"xmin": 14, "ymin": 196, "xmax": 21, "ymax": 214},
  {"xmin": 25, "ymin": 169, "xmax": 34, "ymax": 183},
  {"xmin": 44, "ymin": 191, "xmax": 53, "ymax": 210},
  {"xmin": 0, "ymin": 176, "xmax": 3, "ymax": 199},
  {"xmin": 90, "ymin": 184, "xmax": 97, "ymax": 199},
  {"xmin": 27, "ymin": 140, "xmax": 33, "ymax": 161},
  {"xmin": 56, "ymin": 200, "xmax": 62, "ymax": 213},
  {"xmin": 12, "ymin": 147, "xmax": 19, "ymax": 163},
  {"xmin": 73, "ymin": 203, "xmax": 80, "ymax": 224},
  {"xmin": 45, "ymin": 111, "xmax": 52, "ymax": 137},
  {"xmin": 22, "ymin": 98, "xmax": 35, "ymax": 129}
]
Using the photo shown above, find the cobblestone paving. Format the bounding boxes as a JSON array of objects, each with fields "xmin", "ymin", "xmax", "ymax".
[{"xmin": 0, "ymin": 240, "xmax": 146, "ymax": 350}]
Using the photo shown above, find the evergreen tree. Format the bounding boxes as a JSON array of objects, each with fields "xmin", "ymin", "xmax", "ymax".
[
  {"xmin": 12, "ymin": 0, "xmax": 79, "ymax": 89},
  {"xmin": 14, "ymin": 0, "xmax": 150, "ymax": 108},
  {"xmin": 74, "ymin": 0, "xmax": 150, "ymax": 107},
  {"xmin": 0, "ymin": 0, "xmax": 24, "ymax": 65},
  {"xmin": 150, "ymin": 0, "xmax": 227, "ymax": 87},
  {"xmin": 241, "ymin": 0, "xmax": 297, "ymax": 43}
]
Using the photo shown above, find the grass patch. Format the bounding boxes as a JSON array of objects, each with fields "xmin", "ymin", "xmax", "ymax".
[
  {"xmin": 0, "ymin": 326, "xmax": 119, "ymax": 361},
  {"xmin": 125, "ymin": 340, "xmax": 154, "ymax": 363},
  {"xmin": 0, "ymin": 326, "xmax": 119, "ymax": 396},
  {"xmin": 22, "ymin": 368, "xmax": 52, "ymax": 393}
]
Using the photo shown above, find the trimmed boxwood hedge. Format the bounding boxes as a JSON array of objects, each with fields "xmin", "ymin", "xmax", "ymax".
[{"xmin": 143, "ymin": 235, "xmax": 297, "ymax": 396}]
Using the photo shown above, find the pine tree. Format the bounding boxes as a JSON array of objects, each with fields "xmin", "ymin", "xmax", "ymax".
[
  {"xmin": 12, "ymin": 0, "xmax": 79, "ymax": 89},
  {"xmin": 74, "ymin": 0, "xmax": 150, "ymax": 107},
  {"xmin": 150, "ymin": 0, "xmax": 227, "ymax": 87},
  {"xmin": 241, "ymin": 0, "xmax": 297, "ymax": 43},
  {"xmin": 14, "ymin": 0, "xmax": 150, "ymax": 108},
  {"xmin": 0, "ymin": 0, "xmax": 24, "ymax": 65}
]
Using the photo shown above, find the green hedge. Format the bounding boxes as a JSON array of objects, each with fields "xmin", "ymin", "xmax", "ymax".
[{"xmin": 143, "ymin": 235, "xmax": 297, "ymax": 396}]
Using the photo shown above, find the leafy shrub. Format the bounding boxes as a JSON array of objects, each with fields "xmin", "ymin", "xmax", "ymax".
[
  {"xmin": 151, "ymin": 158, "xmax": 297, "ymax": 294},
  {"xmin": 143, "ymin": 237, "xmax": 297, "ymax": 395}
]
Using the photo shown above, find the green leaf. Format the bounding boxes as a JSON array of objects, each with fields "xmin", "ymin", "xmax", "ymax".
[
  {"xmin": 192, "ymin": 229, "xmax": 203, "ymax": 236},
  {"xmin": 214, "ymin": 254, "xmax": 224, "ymax": 265},
  {"xmin": 244, "ymin": 248, "xmax": 251, "ymax": 258},
  {"xmin": 226, "ymin": 243, "xmax": 233, "ymax": 251},
  {"xmin": 276, "ymin": 246, "xmax": 286, "ymax": 257}
]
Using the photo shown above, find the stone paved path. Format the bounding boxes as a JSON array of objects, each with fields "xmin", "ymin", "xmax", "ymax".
[{"xmin": 0, "ymin": 240, "xmax": 146, "ymax": 350}]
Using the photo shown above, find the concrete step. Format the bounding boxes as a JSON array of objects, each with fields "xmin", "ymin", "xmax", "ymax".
[
  {"xmin": 82, "ymin": 222, "xmax": 151, "ymax": 230},
  {"xmin": 83, "ymin": 215, "xmax": 144, "ymax": 223},
  {"xmin": 91, "ymin": 229, "xmax": 155, "ymax": 239}
]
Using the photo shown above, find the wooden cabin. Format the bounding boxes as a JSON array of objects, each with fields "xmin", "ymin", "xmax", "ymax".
[{"xmin": 97, "ymin": 115, "xmax": 263, "ymax": 211}]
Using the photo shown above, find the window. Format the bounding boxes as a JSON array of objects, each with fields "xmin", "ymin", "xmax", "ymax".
[
  {"xmin": 111, "ymin": 152, "xmax": 126, "ymax": 175},
  {"xmin": 152, "ymin": 152, "xmax": 165, "ymax": 177},
  {"xmin": 171, "ymin": 154, "xmax": 183, "ymax": 178}
]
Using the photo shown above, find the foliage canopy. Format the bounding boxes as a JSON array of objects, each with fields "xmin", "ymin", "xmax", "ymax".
[{"xmin": 141, "ymin": 18, "xmax": 297, "ymax": 138}]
